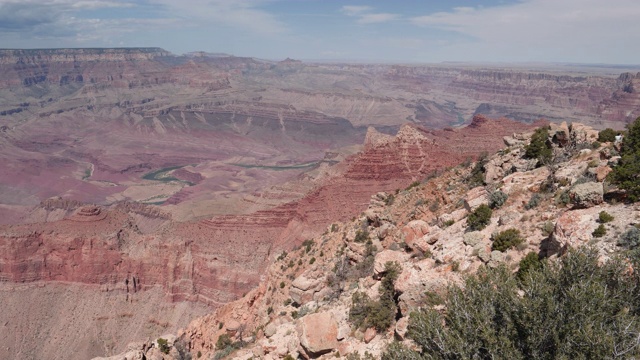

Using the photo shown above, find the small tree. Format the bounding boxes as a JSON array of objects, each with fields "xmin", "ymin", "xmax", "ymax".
[
  {"xmin": 467, "ymin": 204, "xmax": 492, "ymax": 231},
  {"xmin": 524, "ymin": 127, "xmax": 552, "ymax": 165},
  {"xmin": 608, "ymin": 116, "xmax": 640, "ymax": 201},
  {"xmin": 597, "ymin": 128, "xmax": 620, "ymax": 143}
]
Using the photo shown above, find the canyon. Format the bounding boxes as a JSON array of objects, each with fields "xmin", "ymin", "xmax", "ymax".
[{"xmin": 0, "ymin": 48, "xmax": 640, "ymax": 358}]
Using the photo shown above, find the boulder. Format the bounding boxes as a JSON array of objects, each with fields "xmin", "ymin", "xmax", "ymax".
[
  {"xmin": 260, "ymin": 322, "xmax": 299, "ymax": 358},
  {"xmin": 501, "ymin": 166, "xmax": 550, "ymax": 194},
  {"xmin": 298, "ymin": 312, "xmax": 339, "ymax": 356},
  {"xmin": 570, "ymin": 123, "xmax": 599, "ymax": 143},
  {"xmin": 548, "ymin": 208, "xmax": 600, "ymax": 255},
  {"xmin": 402, "ymin": 220, "xmax": 430, "ymax": 244},
  {"xmin": 595, "ymin": 165, "xmax": 612, "ymax": 182},
  {"xmin": 503, "ymin": 135, "xmax": 522, "ymax": 147},
  {"xmin": 375, "ymin": 223, "xmax": 395, "ymax": 240},
  {"xmin": 438, "ymin": 209, "xmax": 467, "ymax": 227},
  {"xmin": 463, "ymin": 231, "xmax": 484, "ymax": 247},
  {"xmin": 555, "ymin": 162, "xmax": 587, "ymax": 185},
  {"xmin": 464, "ymin": 187, "xmax": 489, "ymax": 212},
  {"xmin": 570, "ymin": 182, "xmax": 603, "ymax": 208},
  {"xmin": 289, "ymin": 271, "xmax": 324, "ymax": 305},
  {"xmin": 364, "ymin": 328, "xmax": 376, "ymax": 344},
  {"xmin": 226, "ymin": 319, "xmax": 241, "ymax": 333},
  {"xmin": 476, "ymin": 245, "xmax": 491, "ymax": 263},
  {"xmin": 412, "ymin": 233, "xmax": 438, "ymax": 253},
  {"xmin": 488, "ymin": 251, "xmax": 505, "ymax": 267}
]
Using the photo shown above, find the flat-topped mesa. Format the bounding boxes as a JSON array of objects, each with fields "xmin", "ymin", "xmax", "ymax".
[
  {"xmin": 0, "ymin": 48, "xmax": 171, "ymax": 65},
  {"xmin": 67, "ymin": 205, "xmax": 107, "ymax": 222}
]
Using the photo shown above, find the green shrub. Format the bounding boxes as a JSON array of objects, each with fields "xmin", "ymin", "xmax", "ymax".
[
  {"xmin": 556, "ymin": 190, "xmax": 571, "ymax": 207},
  {"xmin": 349, "ymin": 262, "xmax": 401, "ymax": 331},
  {"xmin": 302, "ymin": 239, "xmax": 314, "ymax": 253},
  {"xmin": 384, "ymin": 194, "xmax": 395, "ymax": 206},
  {"xmin": 442, "ymin": 219, "xmax": 455, "ymax": 228},
  {"xmin": 525, "ymin": 193, "xmax": 542, "ymax": 210},
  {"xmin": 279, "ymin": 281, "xmax": 285, "ymax": 289},
  {"xmin": 524, "ymin": 127, "xmax": 552, "ymax": 165},
  {"xmin": 309, "ymin": 257, "xmax": 316, "ymax": 265},
  {"xmin": 383, "ymin": 248, "xmax": 640, "ymax": 360},
  {"xmin": 467, "ymin": 204, "xmax": 492, "ymax": 231},
  {"xmin": 354, "ymin": 229, "xmax": 369, "ymax": 243},
  {"xmin": 157, "ymin": 338, "xmax": 170, "ymax": 354},
  {"xmin": 591, "ymin": 141, "xmax": 601, "ymax": 149},
  {"xmin": 618, "ymin": 227, "xmax": 640, "ymax": 249},
  {"xmin": 277, "ymin": 251, "xmax": 287, "ymax": 261},
  {"xmin": 215, "ymin": 334, "xmax": 232, "ymax": 350},
  {"xmin": 491, "ymin": 228, "xmax": 524, "ymax": 252},
  {"xmin": 489, "ymin": 190, "xmax": 508, "ymax": 209},
  {"xmin": 467, "ymin": 152, "xmax": 488, "ymax": 188},
  {"xmin": 598, "ymin": 211, "xmax": 614, "ymax": 223},
  {"xmin": 516, "ymin": 252, "xmax": 543, "ymax": 281},
  {"xmin": 541, "ymin": 221, "xmax": 555, "ymax": 237},
  {"xmin": 597, "ymin": 128, "xmax": 619, "ymax": 143},
  {"xmin": 608, "ymin": 117, "xmax": 640, "ymax": 201},
  {"xmin": 406, "ymin": 181, "xmax": 421, "ymax": 191},
  {"xmin": 451, "ymin": 261, "xmax": 460, "ymax": 272},
  {"xmin": 592, "ymin": 224, "xmax": 607, "ymax": 238}
]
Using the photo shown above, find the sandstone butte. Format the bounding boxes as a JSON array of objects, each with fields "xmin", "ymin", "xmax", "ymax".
[{"xmin": 96, "ymin": 121, "xmax": 640, "ymax": 360}]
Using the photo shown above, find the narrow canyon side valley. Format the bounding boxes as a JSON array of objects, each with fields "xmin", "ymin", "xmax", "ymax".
[{"xmin": 1, "ymin": 48, "xmax": 640, "ymax": 359}]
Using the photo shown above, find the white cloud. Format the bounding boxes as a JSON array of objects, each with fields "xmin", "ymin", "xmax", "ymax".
[
  {"xmin": 0, "ymin": 0, "xmax": 286, "ymax": 49},
  {"xmin": 410, "ymin": 0, "xmax": 640, "ymax": 62},
  {"xmin": 72, "ymin": 1, "xmax": 134, "ymax": 9},
  {"xmin": 149, "ymin": 0, "xmax": 286, "ymax": 35},
  {"xmin": 357, "ymin": 13, "xmax": 399, "ymax": 24},
  {"xmin": 341, "ymin": 4, "xmax": 399, "ymax": 25},
  {"xmin": 340, "ymin": 5, "xmax": 371, "ymax": 16}
]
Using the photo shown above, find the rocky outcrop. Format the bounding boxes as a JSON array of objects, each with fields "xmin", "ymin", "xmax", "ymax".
[
  {"xmin": 298, "ymin": 312, "xmax": 339, "ymax": 356},
  {"xmin": 570, "ymin": 182, "xmax": 604, "ymax": 208},
  {"xmin": 100, "ymin": 121, "xmax": 640, "ymax": 360}
]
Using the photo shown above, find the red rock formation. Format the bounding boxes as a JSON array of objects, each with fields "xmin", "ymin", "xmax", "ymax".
[{"xmin": 0, "ymin": 116, "xmax": 536, "ymax": 306}]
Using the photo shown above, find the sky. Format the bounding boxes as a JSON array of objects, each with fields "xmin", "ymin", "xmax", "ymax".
[{"xmin": 1, "ymin": 0, "xmax": 639, "ymax": 64}]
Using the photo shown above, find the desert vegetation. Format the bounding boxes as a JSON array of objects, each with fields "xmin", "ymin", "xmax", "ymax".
[
  {"xmin": 349, "ymin": 262, "xmax": 401, "ymax": 331},
  {"xmin": 467, "ymin": 204, "xmax": 493, "ymax": 231},
  {"xmin": 608, "ymin": 117, "xmax": 640, "ymax": 201},
  {"xmin": 384, "ymin": 248, "xmax": 640, "ymax": 359}
]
